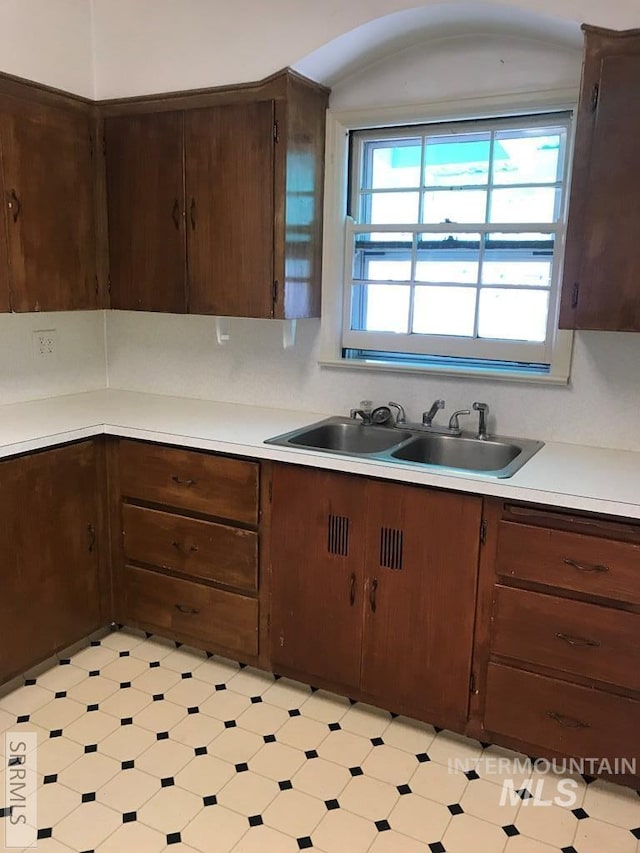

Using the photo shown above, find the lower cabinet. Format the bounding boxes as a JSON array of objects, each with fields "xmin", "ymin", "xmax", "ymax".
[
  {"xmin": 0, "ymin": 441, "xmax": 102, "ymax": 684},
  {"xmin": 269, "ymin": 464, "xmax": 483, "ymax": 730}
]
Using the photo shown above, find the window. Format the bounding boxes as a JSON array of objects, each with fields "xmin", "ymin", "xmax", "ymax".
[{"xmin": 341, "ymin": 113, "xmax": 572, "ymax": 377}]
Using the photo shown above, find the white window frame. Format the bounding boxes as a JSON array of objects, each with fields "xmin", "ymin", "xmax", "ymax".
[{"xmin": 318, "ymin": 91, "xmax": 578, "ymax": 384}]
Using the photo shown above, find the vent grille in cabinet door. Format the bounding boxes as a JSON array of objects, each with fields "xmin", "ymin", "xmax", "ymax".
[
  {"xmin": 327, "ymin": 514, "xmax": 350, "ymax": 557},
  {"xmin": 380, "ymin": 527, "xmax": 404, "ymax": 570}
]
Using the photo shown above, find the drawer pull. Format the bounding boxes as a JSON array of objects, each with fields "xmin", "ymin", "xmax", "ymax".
[
  {"xmin": 555, "ymin": 632, "xmax": 600, "ymax": 648},
  {"xmin": 546, "ymin": 710, "xmax": 590, "ymax": 729},
  {"xmin": 87, "ymin": 523, "xmax": 96, "ymax": 553},
  {"xmin": 172, "ymin": 540, "xmax": 199, "ymax": 555},
  {"xmin": 369, "ymin": 577, "xmax": 378, "ymax": 613},
  {"xmin": 563, "ymin": 558, "xmax": 609, "ymax": 574},
  {"xmin": 349, "ymin": 573, "xmax": 356, "ymax": 607},
  {"xmin": 171, "ymin": 476, "xmax": 197, "ymax": 487},
  {"xmin": 175, "ymin": 603, "xmax": 200, "ymax": 616}
]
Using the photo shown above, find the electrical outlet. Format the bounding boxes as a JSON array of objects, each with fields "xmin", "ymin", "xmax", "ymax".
[{"xmin": 33, "ymin": 329, "xmax": 57, "ymax": 360}]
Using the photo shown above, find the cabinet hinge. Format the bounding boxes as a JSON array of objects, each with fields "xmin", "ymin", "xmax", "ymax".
[
  {"xmin": 95, "ymin": 275, "xmax": 99, "ymax": 296},
  {"xmin": 273, "ymin": 121, "xmax": 280, "ymax": 143},
  {"xmin": 480, "ymin": 519, "xmax": 487, "ymax": 546},
  {"xmin": 107, "ymin": 273, "xmax": 111, "ymax": 296},
  {"xmin": 272, "ymin": 280, "xmax": 279, "ymax": 305},
  {"xmin": 470, "ymin": 672, "xmax": 476, "ymax": 694},
  {"xmin": 590, "ymin": 82, "xmax": 599, "ymax": 113},
  {"xmin": 571, "ymin": 282, "xmax": 580, "ymax": 309},
  {"xmin": 89, "ymin": 134, "xmax": 94, "ymax": 159},
  {"xmin": 268, "ymin": 480, "xmax": 273, "ymax": 504}
]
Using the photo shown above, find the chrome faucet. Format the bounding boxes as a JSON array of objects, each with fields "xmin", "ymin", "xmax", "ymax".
[
  {"xmin": 350, "ymin": 400, "xmax": 373, "ymax": 425},
  {"xmin": 388, "ymin": 401, "xmax": 407, "ymax": 425},
  {"xmin": 473, "ymin": 402, "xmax": 490, "ymax": 440},
  {"xmin": 422, "ymin": 399, "xmax": 445, "ymax": 427}
]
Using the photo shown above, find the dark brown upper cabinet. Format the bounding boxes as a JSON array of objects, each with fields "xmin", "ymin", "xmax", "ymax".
[
  {"xmin": 560, "ymin": 26, "xmax": 640, "ymax": 331},
  {"xmin": 0, "ymin": 92, "xmax": 97, "ymax": 312},
  {"xmin": 102, "ymin": 69, "xmax": 328, "ymax": 319}
]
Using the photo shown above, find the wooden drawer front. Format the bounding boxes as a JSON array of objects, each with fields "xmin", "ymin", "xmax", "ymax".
[
  {"xmin": 484, "ymin": 663, "xmax": 640, "ymax": 763},
  {"xmin": 122, "ymin": 566, "xmax": 258, "ymax": 658},
  {"xmin": 492, "ymin": 586, "xmax": 640, "ymax": 691},
  {"xmin": 119, "ymin": 441, "xmax": 258, "ymax": 525},
  {"xmin": 496, "ymin": 521, "xmax": 640, "ymax": 605},
  {"xmin": 122, "ymin": 504, "xmax": 258, "ymax": 593}
]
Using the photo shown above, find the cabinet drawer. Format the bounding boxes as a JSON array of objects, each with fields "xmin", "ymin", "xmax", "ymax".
[
  {"xmin": 492, "ymin": 586, "xmax": 640, "ymax": 691},
  {"xmin": 119, "ymin": 440, "xmax": 258, "ymax": 525},
  {"xmin": 496, "ymin": 521, "xmax": 640, "ymax": 605},
  {"xmin": 122, "ymin": 504, "xmax": 258, "ymax": 593},
  {"xmin": 122, "ymin": 566, "xmax": 258, "ymax": 658},
  {"xmin": 484, "ymin": 663, "xmax": 640, "ymax": 764}
]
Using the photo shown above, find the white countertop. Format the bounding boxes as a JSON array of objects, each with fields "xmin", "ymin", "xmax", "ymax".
[{"xmin": 2, "ymin": 388, "xmax": 640, "ymax": 520}]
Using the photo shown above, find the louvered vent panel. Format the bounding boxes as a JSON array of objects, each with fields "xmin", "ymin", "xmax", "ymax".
[
  {"xmin": 327, "ymin": 514, "xmax": 350, "ymax": 557},
  {"xmin": 379, "ymin": 527, "xmax": 404, "ymax": 570}
]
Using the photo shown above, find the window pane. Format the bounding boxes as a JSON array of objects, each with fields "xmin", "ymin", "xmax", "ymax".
[
  {"xmin": 351, "ymin": 284, "xmax": 410, "ymax": 333},
  {"xmin": 424, "ymin": 134, "xmax": 490, "ymax": 187},
  {"xmin": 482, "ymin": 232, "xmax": 554, "ymax": 286},
  {"xmin": 413, "ymin": 286, "xmax": 476, "ymax": 336},
  {"xmin": 365, "ymin": 192, "xmax": 419, "ymax": 224},
  {"xmin": 493, "ymin": 129, "xmax": 564, "ymax": 185},
  {"xmin": 478, "ymin": 288, "xmax": 549, "ymax": 341},
  {"xmin": 422, "ymin": 189, "xmax": 487, "ymax": 224},
  {"xmin": 416, "ymin": 233, "xmax": 480, "ymax": 283},
  {"xmin": 353, "ymin": 233, "xmax": 412, "ymax": 281},
  {"xmin": 489, "ymin": 187, "xmax": 559, "ymax": 223},
  {"xmin": 365, "ymin": 139, "xmax": 422, "ymax": 189}
]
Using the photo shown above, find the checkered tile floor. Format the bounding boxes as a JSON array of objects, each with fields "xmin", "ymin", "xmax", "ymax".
[{"xmin": 1, "ymin": 628, "xmax": 639, "ymax": 852}]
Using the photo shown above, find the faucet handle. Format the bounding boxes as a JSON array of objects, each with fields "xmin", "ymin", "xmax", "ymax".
[
  {"xmin": 448, "ymin": 409, "xmax": 471, "ymax": 431},
  {"xmin": 388, "ymin": 401, "xmax": 407, "ymax": 425}
]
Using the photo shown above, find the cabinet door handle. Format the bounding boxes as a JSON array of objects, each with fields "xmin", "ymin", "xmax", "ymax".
[
  {"xmin": 349, "ymin": 573, "xmax": 356, "ymax": 607},
  {"xmin": 563, "ymin": 558, "xmax": 609, "ymax": 574},
  {"xmin": 555, "ymin": 632, "xmax": 600, "ymax": 648},
  {"xmin": 8, "ymin": 188, "xmax": 21, "ymax": 223},
  {"xmin": 369, "ymin": 577, "xmax": 378, "ymax": 613},
  {"xmin": 172, "ymin": 540, "xmax": 198, "ymax": 555},
  {"xmin": 171, "ymin": 475, "xmax": 197, "ymax": 487},
  {"xmin": 190, "ymin": 197, "xmax": 196, "ymax": 230},
  {"xmin": 546, "ymin": 710, "xmax": 590, "ymax": 729},
  {"xmin": 175, "ymin": 603, "xmax": 200, "ymax": 616},
  {"xmin": 171, "ymin": 198, "xmax": 180, "ymax": 230},
  {"xmin": 87, "ymin": 523, "xmax": 96, "ymax": 553}
]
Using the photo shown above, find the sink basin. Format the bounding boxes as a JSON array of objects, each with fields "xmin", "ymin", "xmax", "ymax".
[
  {"xmin": 274, "ymin": 421, "xmax": 413, "ymax": 455},
  {"xmin": 391, "ymin": 434, "xmax": 521, "ymax": 472}
]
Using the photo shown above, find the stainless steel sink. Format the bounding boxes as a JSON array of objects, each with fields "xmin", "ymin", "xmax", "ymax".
[{"xmin": 265, "ymin": 416, "xmax": 543, "ymax": 478}]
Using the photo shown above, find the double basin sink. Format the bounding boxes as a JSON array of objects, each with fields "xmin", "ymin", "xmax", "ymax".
[{"xmin": 265, "ymin": 416, "xmax": 543, "ymax": 478}]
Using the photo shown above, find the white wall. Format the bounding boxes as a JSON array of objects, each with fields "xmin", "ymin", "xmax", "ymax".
[
  {"xmin": 0, "ymin": 312, "xmax": 107, "ymax": 404},
  {"xmin": 0, "ymin": 0, "xmax": 94, "ymax": 97}
]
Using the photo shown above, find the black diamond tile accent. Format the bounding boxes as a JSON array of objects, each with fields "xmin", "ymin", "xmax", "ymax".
[
  {"xmin": 273, "ymin": 673, "xmax": 282, "ymax": 680},
  {"xmin": 503, "ymin": 824, "xmax": 519, "ymax": 837},
  {"xmin": 371, "ymin": 737, "xmax": 384, "ymax": 747},
  {"xmin": 561, "ymin": 847, "xmax": 578, "ymax": 853},
  {"xmin": 465, "ymin": 770, "xmax": 480, "ymax": 781},
  {"xmin": 37, "ymin": 828, "xmax": 53, "ymax": 840},
  {"xmin": 235, "ymin": 763, "xmax": 249, "ymax": 773},
  {"xmin": 348, "ymin": 698, "xmax": 357, "ymax": 705},
  {"xmin": 328, "ymin": 722, "xmax": 341, "ymax": 731},
  {"xmin": 175, "ymin": 642, "xmax": 183, "ymax": 649},
  {"xmin": 16, "ymin": 714, "xmax": 29, "ymax": 724},
  {"xmin": 43, "ymin": 774, "xmax": 58, "ymax": 785},
  {"xmin": 429, "ymin": 843, "xmax": 446, "ymax": 853},
  {"xmin": 517, "ymin": 788, "xmax": 532, "ymax": 800},
  {"xmin": 215, "ymin": 684, "xmax": 227, "ymax": 692},
  {"xmin": 203, "ymin": 795, "xmax": 217, "ymax": 807},
  {"xmin": 87, "ymin": 704, "xmax": 99, "ymax": 712},
  {"xmin": 433, "ymin": 726, "xmax": 443, "ymax": 733},
  {"xmin": 24, "ymin": 678, "xmax": 37, "ymax": 686},
  {"xmin": 310, "ymin": 686, "xmax": 318, "ymax": 693},
  {"xmin": 194, "ymin": 746, "xmax": 207, "ymax": 756},
  {"xmin": 416, "ymin": 753, "xmax": 430, "ymax": 763},
  {"xmin": 156, "ymin": 731, "xmax": 169, "ymax": 741},
  {"xmin": 120, "ymin": 681, "xmax": 131, "ymax": 689},
  {"xmin": 8, "ymin": 756, "xmax": 22, "ymax": 767},
  {"xmin": 81, "ymin": 792, "xmax": 96, "ymax": 803},
  {"xmin": 121, "ymin": 717, "xmax": 133, "ymax": 726},
  {"xmin": 206, "ymin": 651, "xmax": 214, "ymax": 658},
  {"xmin": 239, "ymin": 662, "xmax": 247, "ymax": 669},
  {"xmin": 187, "ymin": 706, "xmax": 199, "ymax": 715},
  {"xmin": 248, "ymin": 815, "xmax": 263, "ymax": 827},
  {"xmin": 250, "ymin": 696, "xmax": 262, "ymax": 704},
  {"xmin": 349, "ymin": 766, "xmax": 363, "ymax": 777},
  {"xmin": 123, "ymin": 811, "xmax": 136, "ymax": 823},
  {"xmin": 448, "ymin": 804, "xmax": 464, "ymax": 816},
  {"xmin": 50, "ymin": 729, "xmax": 63, "ymax": 739},
  {"xmin": 279, "ymin": 780, "xmax": 293, "ymax": 791},
  {"xmin": 55, "ymin": 691, "xmax": 67, "ymax": 699},
  {"xmin": 153, "ymin": 694, "xmax": 164, "ymax": 702},
  {"xmin": 572, "ymin": 808, "xmax": 589, "ymax": 820},
  {"xmin": 59, "ymin": 659, "xmax": 71, "ymax": 666},
  {"xmin": 119, "ymin": 650, "xmax": 130, "ymax": 658},
  {"xmin": 297, "ymin": 838, "xmax": 313, "ymax": 850},
  {"xmin": 480, "ymin": 741, "xmax": 490, "ymax": 749},
  {"xmin": 85, "ymin": 744, "xmax": 98, "ymax": 754},
  {"xmin": 167, "ymin": 832, "xmax": 181, "ymax": 845},
  {"xmin": 397, "ymin": 784, "xmax": 412, "ymax": 795},
  {"xmin": 181, "ymin": 672, "xmax": 192, "ymax": 680},
  {"xmin": 121, "ymin": 760, "xmax": 134, "ymax": 770},
  {"xmin": 375, "ymin": 819, "xmax": 391, "ymax": 832},
  {"xmin": 390, "ymin": 712, "xmax": 399, "ymax": 718},
  {"xmin": 631, "ymin": 828, "xmax": 640, "ymax": 840},
  {"xmin": 145, "ymin": 632, "xmax": 153, "ymax": 639},
  {"xmin": 90, "ymin": 640, "xmax": 101, "ymax": 647},
  {"xmin": 289, "ymin": 708, "xmax": 301, "ymax": 717},
  {"xmin": 582, "ymin": 774, "xmax": 595, "ymax": 785},
  {"xmin": 161, "ymin": 777, "xmax": 175, "ymax": 788},
  {"xmin": 89, "ymin": 670, "xmax": 100, "ymax": 677},
  {"xmin": 0, "ymin": 807, "xmax": 12, "ymax": 818},
  {"xmin": 325, "ymin": 799, "xmax": 340, "ymax": 810},
  {"xmin": 149, "ymin": 661, "xmax": 160, "ymax": 669},
  {"xmin": 305, "ymin": 750, "xmax": 318, "ymax": 759},
  {"xmin": 263, "ymin": 734, "xmax": 276, "ymax": 743},
  {"xmin": 224, "ymin": 720, "xmax": 237, "ymax": 729}
]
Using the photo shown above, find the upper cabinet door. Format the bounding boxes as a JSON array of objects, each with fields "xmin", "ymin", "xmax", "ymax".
[
  {"xmin": 560, "ymin": 28, "xmax": 640, "ymax": 331},
  {"xmin": 185, "ymin": 101, "xmax": 274, "ymax": 318},
  {"xmin": 0, "ymin": 98, "xmax": 96, "ymax": 312},
  {"xmin": 105, "ymin": 112, "xmax": 187, "ymax": 313}
]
